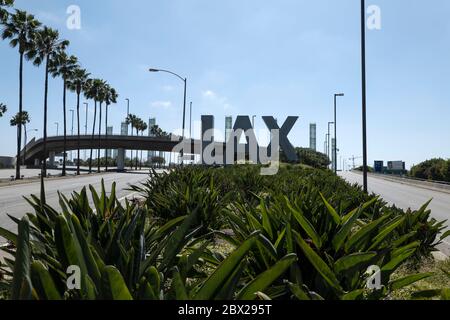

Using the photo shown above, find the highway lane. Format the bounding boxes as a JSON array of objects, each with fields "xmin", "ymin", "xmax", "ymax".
[
  {"xmin": 0, "ymin": 171, "xmax": 151, "ymax": 244},
  {"xmin": 340, "ymin": 171, "xmax": 450, "ymax": 256}
]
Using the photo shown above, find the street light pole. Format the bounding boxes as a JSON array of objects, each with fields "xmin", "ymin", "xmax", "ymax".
[
  {"xmin": 334, "ymin": 93, "xmax": 344, "ymax": 174},
  {"xmin": 70, "ymin": 109, "xmax": 74, "ymax": 162},
  {"xmin": 182, "ymin": 78, "xmax": 187, "ymax": 141},
  {"xmin": 125, "ymin": 98, "xmax": 130, "ymax": 161},
  {"xmin": 84, "ymin": 102, "xmax": 88, "ymax": 160},
  {"xmin": 70, "ymin": 109, "xmax": 74, "ymax": 136},
  {"xmin": 189, "ymin": 101, "xmax": 193, "ymax": 138},
  {"xmin": 327, "ymin": 122, "xmax": 334, "ymax": 164},
  {"xmin": 361, "ymin": 0, "xmax": 368, "ymax": 193},
  {"xmin": 55, "ymin": 122, "xmax": 59, "ymax": 136},
  {"xmin": 84, "ymin": 103, "xmax": 88, "ymax": 135},
  {"xmin": 149, "ymin": 68, "xmax": 188, "ymax": 165}
]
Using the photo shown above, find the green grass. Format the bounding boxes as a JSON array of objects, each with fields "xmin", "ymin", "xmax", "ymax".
[{"xmin": 388, "ymin": 258, "xmax": 450, "ymax": 300}]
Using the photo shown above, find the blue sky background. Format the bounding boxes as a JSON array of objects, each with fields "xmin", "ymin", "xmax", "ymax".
[{"xmin": 1, "ymin": 0, "xmax": 450, "ymax": 168}]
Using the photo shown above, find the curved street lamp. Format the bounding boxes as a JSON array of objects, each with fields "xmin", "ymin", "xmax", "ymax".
[
  {"xmin": 149, "ymin": 68, "xmax": 187, "ymax": 140},
  {"xmin": 334, "ymin": 93, "xmax": 344, "ymax": 173},
  {"xmin": 149, "ymin": 68, "xmax": 188, "ymax": 165}
]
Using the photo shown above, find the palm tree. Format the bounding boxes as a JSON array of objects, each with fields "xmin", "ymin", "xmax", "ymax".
[
  {"xmin": 96, "ymin": 81, "xmax": 108, "ymax": 173},
  {"xmin": 49, "ymin": 51, "xmax": 78, "ymax": 176},
  {"xmin": 0, "ymin": 103, "xmax": 6, "ymax": 117},
  {"xmin": 67, "ymin": 67, "xmax": 89, "ymax": 176},
  {"xmin": 104, "ymin": 85, "xmax": 118, "ymax": 172},
  {"xmin": 138, "ymin": 121, "xmax": 148, "ymax": 170},
  {"xmin": 28, "ymin": 26, "xmax": 69, "ymax": 202},
  {"xmin": 1, "ymin": 10, "xmax": 41, "ymax": 179},
  {"xmin": 133, "ymin": 117, "xmax": 144, "ymax": 170},
  {"xmin": 84, "ymin": 78, "xmax": 103, "ymax": 173},
  {"xmin": 0, "ymin": 0, "xmax": 14, "ymax": 23},
  {"xmin": 10, "ymin": 111, "xmax": 30, "ymax": 170},
  {"xmin": 125, "ymin": 114, "xmax": 137, "ymax": 170}
]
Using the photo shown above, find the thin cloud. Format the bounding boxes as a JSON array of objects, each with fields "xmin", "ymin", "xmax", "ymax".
[
  {"xmin": 162, "ymin": 85, "xmax": 174, "ymax": 92},
  {"xmin": 202, "ymin": 90, "xmax": 233, "ymax": 111},
  {"xmin": 35, "ymin": 10, "xmax": 64, "ymax": 26},
  {"xmin": 151, "ymin": 101, "xmax": 172, "ymax": 109}
]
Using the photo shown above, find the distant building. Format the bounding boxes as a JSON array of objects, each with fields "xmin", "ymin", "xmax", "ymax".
[
  {"xmin": 121, "ymin": 122, "xmax": 128, "ymax": 136},
  {"xmin": 374, "ymin": 161, "xmax": 384, "ymax": 173},
  {"xmin": 106, "ymin": 127, "xmax": 113, "ymax": 158},
  {"xmin": 0, "ymin": 156, "xmax": 15, "ymax": 168},
  {"xmin": 309, "ymin": 123, "xmax": 317, "ymax": 151},
  {"xmin": 225, "ymin": 116, "xmax": 233, "ymax": 142},
  {"xmin": 374, "ymin": 160, "xmax": 406, "ymax": 174},
  {"xmin": 388, "ymin": 161, "xmax": 406, "ymax": 172}
]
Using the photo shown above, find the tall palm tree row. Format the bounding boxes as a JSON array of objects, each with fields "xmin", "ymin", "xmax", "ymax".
[
  {"xmin": 67, "ymin": 68, "xmax": 90, "ymax": 175},
  {"xmin": 1, "ymin": 9, "xmax": 41, "ymax": 180},
  {"xmin": 1, "ymin": 5, "xmax": 121, "ymax": 189},
  {"xmin": 49, "ymin": 51, "xmax": 78, "ymax": 176},
  {"xmin": 27, "ymin": 26, "xmax": 69, "ymax": 202}
]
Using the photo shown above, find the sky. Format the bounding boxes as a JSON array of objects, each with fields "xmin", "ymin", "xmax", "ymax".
[{"xmin": 1, "ymin": 0, "xmax": 450, "ymax": 168}]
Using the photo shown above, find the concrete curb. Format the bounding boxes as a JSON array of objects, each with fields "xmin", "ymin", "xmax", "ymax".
[{"xmin": 0, "ymin": 171, "xmax": 118, "ymax": 188}]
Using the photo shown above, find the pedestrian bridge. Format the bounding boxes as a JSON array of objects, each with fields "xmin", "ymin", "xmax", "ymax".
[{"xmin": 21, "ymin": 135, "xmax": 207, "ymax": 165}]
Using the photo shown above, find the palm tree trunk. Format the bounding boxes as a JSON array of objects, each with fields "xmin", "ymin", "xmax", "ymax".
[
  {"xmin": 130, "ymin": 126, "xmax": 133, "ymax": 170},
  {"xmin": 76, "ymin": 91, "xmax": 81, "ymax": 175},
  {"xmin": 135, "ymin": 128, "xmax": 138, "ymax": 170},
  {"xmin": 140, "ymin": 132, "xmax": 143, "ymax": 170},
  {"xmin": 105, "ymin": 104, "xmax": 109, "ymax": 172},
  {"xmin": 23, "ymin": 124, "xmax": 27, "ymax": 167},
  {"xmin": 40, "ymin": 56, "xmax": 49, "ymax": 203},
  {"xmin": 98, "ymin": 102, "xmax": 102, "ymax": 173},
  {"xmin": 16, "ymin": 52, "xmax": 23, "ymax": 180},
  {"xmin": 62, "ymin": 80, "xmax": 67, "ymax": 176},
  {"xmin": 89, "ymin": 101, "xmax": 97, "ymax": 173}
]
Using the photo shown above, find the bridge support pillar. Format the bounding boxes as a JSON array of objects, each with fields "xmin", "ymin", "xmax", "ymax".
[
  {"xmin": 117, "ymin": 148, "xmax": 125, "ymax": 172},
  {"xmin": 49, "ymin": 152, "xmax": 56, "ymax": 168}
]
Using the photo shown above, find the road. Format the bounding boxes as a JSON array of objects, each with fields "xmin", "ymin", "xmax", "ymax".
[
  {"xmin": 0, "ymin": 171, "xmax": 151, "ymax": 244},
  {"xmin": 340, "ymin": 171, "xmax": 450, "ymax": 256}
]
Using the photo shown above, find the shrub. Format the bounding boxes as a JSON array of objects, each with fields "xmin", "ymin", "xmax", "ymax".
[
  {"xmin": 0, "ymin": 181, "xmax": 293, "ymax": 300},
  {"xmin": 281, "ymin": 148, "xmax": 330, "ymax": 169},
  {"xmin": 410, "ymin": 158, "xmax": 450, "ymax": 182},
  {"xmin": 1, "ymin": 167, "xmax": 448, "ymax": 300}
]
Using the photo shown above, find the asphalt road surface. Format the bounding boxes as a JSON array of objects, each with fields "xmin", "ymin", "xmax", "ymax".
[
  {"xmin": 340, "ymin": 171, "xmax": 450, "ymax": 256},
  {"xmin": 0, "ymin": 171, "xmax": 151, "ymax": 244}
]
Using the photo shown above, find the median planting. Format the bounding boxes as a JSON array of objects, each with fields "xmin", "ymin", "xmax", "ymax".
[{"xmin": 0, "ymin": 165, "xmax": 449, "ymax": 300}]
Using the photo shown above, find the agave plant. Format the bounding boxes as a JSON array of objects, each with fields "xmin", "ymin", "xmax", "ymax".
[
  {"xmin": 0, "ymin": 181, "xmax": 296, "ymax": 300},
  {"xmin": 221, "ymin": 190, "xmax": 447, "ymax": 300}
]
